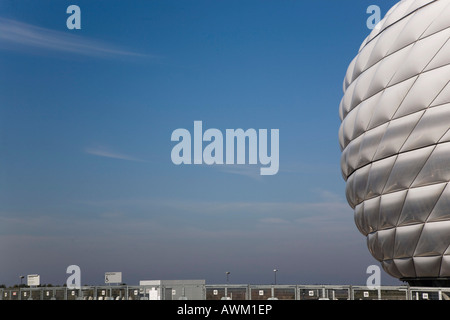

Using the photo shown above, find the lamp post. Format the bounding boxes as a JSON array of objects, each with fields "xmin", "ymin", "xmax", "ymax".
[
  {"xmin": 226, "ymin": 272, "xmax": 230, "ymax": 284},
  {"xmin": 273, "ymin": 269, "xmax": 278, "ymax": 285},
  {"xmin": 19, "ymin": 276, "xmax": 24, "ymax": 287}
]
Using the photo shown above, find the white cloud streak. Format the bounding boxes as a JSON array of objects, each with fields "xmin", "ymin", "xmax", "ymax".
[
  {"xmin": 85, "ymin": 147, "xmax": 146, "ymax": 162},
  {"xmin": 0, "ymin": 17, "xmax": 148, "ymax": 58},
  {"xmin": 217, "ymin": 165, "xmax": 264, "ymax": 181}
]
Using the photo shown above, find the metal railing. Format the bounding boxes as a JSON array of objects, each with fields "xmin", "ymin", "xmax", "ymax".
[{"xmin": 2, "ymin": 284, "xmax": 450, "ymax": 300}]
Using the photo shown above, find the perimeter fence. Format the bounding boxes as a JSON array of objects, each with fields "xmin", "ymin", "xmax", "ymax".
[{"xmin": 2, "ymin": 284, "xmax": 450, "ymax": 300}]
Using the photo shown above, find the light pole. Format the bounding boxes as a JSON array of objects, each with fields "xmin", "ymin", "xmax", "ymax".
[
  {"xmin": 226, "ymin": 272, "xmax": 230, "ymax": 284},
  {"xmin": 273, "ymin": 269, "xmax": 278, "ymax": 285},
  {"xmin": 19, "ymin": 276, "xmax": 24, "ymax": 287}
]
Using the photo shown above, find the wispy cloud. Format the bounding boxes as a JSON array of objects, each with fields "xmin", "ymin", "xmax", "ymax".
[
  {"xmin": 259, "ymin": 217, "xmax": 289, "ymax": 224},
  {"xmin": 85, "ymin": 146, "xmax": 146, "ymax": 162},
  {"xmin": 217, "ymin": 165, "xmax": 264, "ymax": 181},
  {"xmin": 0, "ymin": 17, "xmax": 148, "ymax": 58}
]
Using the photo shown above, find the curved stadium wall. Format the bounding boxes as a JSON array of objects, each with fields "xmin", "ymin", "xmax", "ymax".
[{"xmin": 339, "ymin": 0, "xmax": 450, "ymax": 286}]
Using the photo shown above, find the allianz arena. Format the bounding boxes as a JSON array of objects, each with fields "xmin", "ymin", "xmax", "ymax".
[{"xmin": 339, "ymin": 0, "xmax": 450, "ymax": 286}]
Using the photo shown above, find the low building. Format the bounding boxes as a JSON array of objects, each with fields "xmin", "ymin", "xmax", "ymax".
[{"xmin": 138, "ymin": 279, "xmax": 206, "ymax": 300}]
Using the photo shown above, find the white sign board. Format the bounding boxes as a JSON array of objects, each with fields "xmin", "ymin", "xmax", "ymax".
[
  {"xmin": 27, "ymin": 274, "xmax": 40, "ymax": 286},
  {"xmin": 105, "ymin": 272, "xmax": 122, "ymax": 284},
  {"xmin": 149, "ymin": 288, "xmax": 159, "ymax": 300},
  {"xmin": 363, "ymin": 291, "xmax": 369, "ymax": 298}
]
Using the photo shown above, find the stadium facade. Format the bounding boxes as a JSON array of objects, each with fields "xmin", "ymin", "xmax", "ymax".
[{"xmin": 339, "ymin": 0, "xmax": 450, "ymax": 287}]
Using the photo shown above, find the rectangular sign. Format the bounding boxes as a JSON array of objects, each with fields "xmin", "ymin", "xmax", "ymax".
[
  {"xmin": 105, "ymin": 272, "xmax": 122, "ymax": 284},
  {"xmin": 149, "ymin": 288, "xmax": 159, "ymax": 300},
  {"xmin": 27, "ymin": 274, "xmax": 40, "ymax": 286}
]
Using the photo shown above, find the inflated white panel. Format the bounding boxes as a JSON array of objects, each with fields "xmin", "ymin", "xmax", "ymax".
[
  {"xmin": 354, "ymin": 203, "xmax": 366, "ymax": 235},
  {"xmin": 367, "ymin": 48, "xmax": 410, "ymax": 98},
  {"xmin": 367, "ymin": 76, "xmax": 417, "ymax": 130},
  {"xmin": 358, "ymin": 123, "xmax": 389, "ymax": 168},
  {"xmin": 346, "ymin": 134, "xmax": 363, "ymax": 171},
  {"xmin": 365, "ymin": 22, "xmax": 402, "ymax": 71},
  {"xmin": 391, "ymin": 27, "xmax": 450, "ymax": 86},
  {"xmin": 345, "ymin": 173, "xmax": 356, "ymax": 209},
  {"xmin": 362, "ymin": 196, "xmax": 380, "ymax": 233},
  {"xmin": 341, "ymin": 77, "xmax": 356, "ymax": 119},
  {"xmin": 380, "ymin": 2, "xmax": 412, "ymax": 38},
  {"xmin": 439, "ymin": 256, "xmax": 450, "ymax": 277},
  {"xmin": 424, "ymin": 31, "xmax": 450, "ymax": 71},
  {"xmin": 401, "ymin": 105, "xmax": 450, "ymax": 152},
  {"xmin": 372, "ymin": 111, "xmax": 423, "ymax": 161},
  {"xmin": 353, "ymin": 163, "xmax": 370, "ymax": 205},
  {"xmin": 353, "ymin": 90, "xmax": 383, "ymax": 139},
  {"xmin": 382, "ymin": 259, "xmax": 403, "ymax": 278},
  {"xmin": 412, "ymin": 143, "xmax": 450, "ymax": 187},
  {"xmin": 352, "ymin": 64, "xmax": 378, "ymax": 112},
  {"xmin": 394, "ymin": 224, "xmax": 423, "ymax": 258},
  {"xmin": 394, "ymin": 257, "xmax": 415, "ymax": 278},
  {"xmin": 365, "ymin": 155, "xmax": 397, "ymax": 199},
  {"xmin": 382, "ymin": 145, "xmax": 433, "ymax": 194},
  {"xmin": 393, "ymin": 64, "xmax": 450, "ymax": 119},
  {"xmin": 415, "ymin": 221, "xmax": 450, "ymax": 256},
  {"xmin": 343, "ymin": 56, "xmax": 357, "ymax": 93},
  {"xmin": 368, "ymin": 232, "xmax": 382, "ymax": 260},
  {"xmin": 421, "ymin": 1, "xmax": 450, "ymax": 38},
  {"xmin": 353, "ymin": 38, "xmax": 378, "ymax": 82},
  {"xmin": 439, "ymin": 128, "xmax": 450, "ymax": 142},
  {"xmin": 397, "ymin": 183, "xmax": 446, "ymax": 226},
  {"xmin": 428, "ymin": 183, "xmax": 450, "ymax": 222},
  {"xmin": 430, "ymin": 82, "xmax": 450, "ymax": 107},
  {"xmin": 378, "ymin": 190, "xmax": 407, "ymax": 230},
  {"xmin": 377, "ymin": 228, "xmax": 396, "ymax": 260},
  {"xmin": 414, "ymin": 256, "xmax": 442, "ymax": 277}
]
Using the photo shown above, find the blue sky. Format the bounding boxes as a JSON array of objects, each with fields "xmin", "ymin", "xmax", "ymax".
[{"xmin": 0, "ymin": 0, "xmax": 402, "ymax": 286}]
